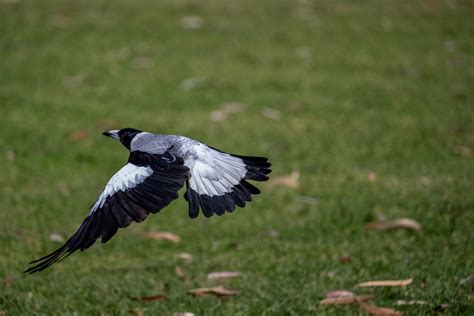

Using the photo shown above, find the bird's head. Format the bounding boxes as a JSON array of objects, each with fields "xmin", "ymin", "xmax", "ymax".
[{"xmin": 103, "ymin": 128, "xmax": 142, "ymax": 150}]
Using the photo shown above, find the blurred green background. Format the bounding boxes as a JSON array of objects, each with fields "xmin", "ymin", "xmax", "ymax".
[{"xmin": 1, "ymin": 0, "xmax": 473, "ymax": 314}]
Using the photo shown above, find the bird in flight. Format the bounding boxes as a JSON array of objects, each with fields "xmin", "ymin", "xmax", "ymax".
[{"xmin": 26, "ymin": 128, "xmax": 271, "ymax": 273}]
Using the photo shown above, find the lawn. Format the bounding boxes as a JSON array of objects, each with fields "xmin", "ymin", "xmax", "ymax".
[{"xmin": 1, "ymin": 0, "xmax": 473, "ymax": 314}]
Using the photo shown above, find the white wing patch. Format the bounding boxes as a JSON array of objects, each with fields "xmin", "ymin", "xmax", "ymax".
[
  {"xmin": 185, "ymin": 144, "xmax": 247, "ymax": 197},
  {"xmin": 89, "ymin": 163, "xmax": 153, "ymax": 215}
]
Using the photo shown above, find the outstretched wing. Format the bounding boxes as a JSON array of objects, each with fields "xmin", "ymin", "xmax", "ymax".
[
  {"xmin": 25, "ymin": 151, "xmax": 189, "ymax": 273},
  {"xmin": 182, "ymin": 143, "xmax": 271, "ymax": 218}
]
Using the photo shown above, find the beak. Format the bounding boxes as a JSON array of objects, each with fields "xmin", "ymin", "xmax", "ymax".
[{"xmin": 102, "ymin": 130, "xmax": 120, "ymax": 141}]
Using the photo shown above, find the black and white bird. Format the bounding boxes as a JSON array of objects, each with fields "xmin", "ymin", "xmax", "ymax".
[{"xmin": 25, "ymin": 128, "xmax": 271, "ymax": 273}]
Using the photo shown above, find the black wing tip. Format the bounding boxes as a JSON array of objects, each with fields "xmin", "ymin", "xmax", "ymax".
[
  {"xmin": 25, "ymin": 243, "xmax": 71, "ymax": 274},
  {"xmin": 236, "ymin": 155, "xmax": 272, "ymax": 182},
  {"xmin": 186, "ymin": 177, "xmax": 266, "ymax": 219}
]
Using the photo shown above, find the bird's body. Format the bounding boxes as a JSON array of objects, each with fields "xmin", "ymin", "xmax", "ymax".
[{"xmin": 26, "ymin": 128, "xmax": 271, "ymax": 273}]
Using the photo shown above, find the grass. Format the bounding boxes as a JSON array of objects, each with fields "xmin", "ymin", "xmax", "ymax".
[{"xmin": 1, "ymin": 0, "xmax": 473, "ymax": 314}]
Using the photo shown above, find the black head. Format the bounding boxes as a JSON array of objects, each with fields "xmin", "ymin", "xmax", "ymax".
[{"xmin": 102, "ymin": 128, "xmax": 142, "ymax": 150}]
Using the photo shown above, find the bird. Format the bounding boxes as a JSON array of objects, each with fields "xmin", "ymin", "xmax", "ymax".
[{"xmin": 25, "ymin": 128, "xmax": 271, "ymax": 273}]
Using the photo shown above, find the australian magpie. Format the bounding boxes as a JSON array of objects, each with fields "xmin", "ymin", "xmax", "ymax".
[{"xmin": 25, "ymin": 128, "xmax": 271, "ymax": 273}]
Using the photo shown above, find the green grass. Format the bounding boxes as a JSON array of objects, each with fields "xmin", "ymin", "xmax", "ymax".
[{"xmin": 1, "ymin": 0, "xmax": 473, "ymax": 314}]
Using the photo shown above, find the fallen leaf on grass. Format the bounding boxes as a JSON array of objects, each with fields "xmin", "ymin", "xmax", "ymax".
[
  {"xmin": 421, "ymin": 0, "xmax": 437, "ymax": 14},
  {"xmin": 261, "ymin": 107, "xmax": 281, "ymax": 120},
  {"xmin": 3, "ymin": 276, "xmax": 15, "ymax": 290},
  {"xmin": 188, "ymin": 286, "xmax": 238, "ymax": 297},
  {"xmin": 320, "ymin": 294, "xmax": 375, "ymax": 305},
  {"xmin": 259, "ymin": 229, "xmax": 279, "ymax": 238},
  {"xmin": 432, "ymin": 303, "xmax": 449, "ymax": 312},
  {"xmin": 173, "ymin": 313, "xmax": 195, "ymax": 316},
  {"xmin": 326, "ymin": 290, "xmax": 355, "ymax": 298},
  {"xmin": 207, "ymin": 271, "xmax": 242, "ymax": 280},
  {"xmin": 63, "ymin": 74, "xmax": 84, "ymax": 88},
  {"xmin": 395, "ymin": 300, "xmax": 428, "ymax": 305},
  {"xmin": 143, "ymin": 232, "xmax": 181, "ymax": 243},
  {"xmin": 129, "ymin": 308, "xmax": 143, "ymax": 316},
  {"xmin": 453, "ymin": 145, "xmax": 471, "ymax": 157},
  {"xmin": 459, "ymin": 275, "xmax": 474, "ymax": 285},
  {"xmin": 130, "ymin": 294, "xmax": 165, "ymax": 302},
  {"xmin": 180, "ymin": 77, "xmax": 207, "ymax": 91},
  {"xmin": 6, "ymin": 150, "xmax": 16, "ymax": 161},
  {"xmin": 180, "ymin": 16, "xmax": 204, "ymax": 30},
  {"xmin": 176, "ymin": 252, "xmax": 193, "ymax": 261},
  {"xmin": 339, "ymin": 254, "xmax": 352, "ymax": 264},
  {"xmin": 49, "ymin": 234, "xmax": 65, "ymax": 243},
  {"xmin": 357, "ymin": 278, "xmax": 413, "ymax": 288},
  {"xmin": 267, "ymin": 171, "xmax": 300, "ymax": 189},
  {"xmin": 359, "ymin": 302, "xmax": 401, "ymax": 316},
  {"xmin": 175, "ymin": 266, "xmax": 186, "ymax": 279},
  {"xmin": 366, "ymin": 218, "xmax": 421, "ymax": 231},
  {"xmin": 210, "ymin": 103, "xmax": 244, "ymax": 122},
  {"xmin": 367, "ymin": 171, "xmax": 377, "ymax": 182},
  {"xmin": 71, "ymin": 129, "xmax": 89, "ymax": 142},
  {"xmin": 419, "ymin": 176, "xmax": 432, "ymax": 186}
]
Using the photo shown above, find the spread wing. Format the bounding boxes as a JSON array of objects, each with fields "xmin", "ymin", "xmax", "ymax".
[
  {"xmin": 182, "ymin": 144, "xmax": 271, "ymax": 218},
  {"xmin": 25, "ymin": 151, "xmax": 189, "ymax": 273}
]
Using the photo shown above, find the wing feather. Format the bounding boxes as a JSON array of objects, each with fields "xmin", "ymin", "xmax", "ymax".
[
  {"xmin": 25, "ymin": 151, "xmax": 188, "ymax": 274},
  {"xmin": 181, "ymin": 143, "xmax": 271, "ymax": 218}
]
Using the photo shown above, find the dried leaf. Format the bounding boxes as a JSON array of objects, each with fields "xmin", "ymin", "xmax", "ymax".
[
  {"xmin": 366, "ymin": 218, "xmax": 421, "ymax": 231},
  {"xmin": 188, "ymin": 286, "xmax": 238, "ymax": 297},
  {"xmin": 359, "ymin": 302, "xmax": 401, "ymax": 316},
  {"xmin": 130, "ymin": 294, "xmax": 165, "ymax": 302},
  {"xmin": 419, "ymin": 176, "xmax": 432, "ymax": 186},
  {"xmin": 357, "ymin": 278, "xmax": 413, "ymax": 288},
  {"xmin": 71, "ymin": 129, "xmax": 89, "ymax": 142},
  {"xmin": 207, "ymin": 271, "xmax": 242, "ymax": 280},
  {"xmin": 432, "ymin": 303, "xmax": 449, "ymax": 312},
  {"xmin": 175, "ymin": 266, "xmax": 186, "ymax": 279},
  {"xmin": 180, "ymin": 16, "xmax": 204, "ymax": 30},
  {"xmin": 129, "ymin": 308, "xmax": 143, "ymax": 316},
  {"xmin": 143, "ymin": 231, "xmax": 181, "ymax": 243},
  {"xmin": 267, "ymin": 171, "xmax": 300, "ymax": 189},
  {"xmin": 260, "ymin": 229, "xmax": 279, "ymax": 238},
  {"xmin": 176, "ymin": 252, "xmax": 193, "ymax": 261},
  {"xmin": 339, "ymin": 254, "xmax": 352, "ymax": 264},
  {"xmin": 6, "ymin": 150, "xmax": 16, "ymax": 161},
  {"xmin": 261, "ymin": 107, "xmax": 281, "ymax": 120},
  {"xmin": 49, "ymin": 233, "xmax": 65, "ymax": 243},
  {"xmin": 325, "ymin": 290, "xmax": 355, "ymax": 298},
  {"xmin": 3, "ymin": 276, "xmax": 14, "ymax": 290},
  {"xmin": 367, "ymin": 171, "xmax": 377, "ymax": 182},
  {"xmin": 395, "ymin": 300, "xmax": 428, "ymax": 305},
  {"xmin": 421, "ymin": 0, "xmax": 437, "ymax": 14},
  {"xmin": 459, "ymin": 275, "xmax": 474, "ymax": 285},
  {"xmin": 173, "ymin": 313, "xmax": 195, "ymax": 316},
  {"xmin": 180, "ymin": 77, "xmax": 207, "ymax": 91},
  {"xmin": 63, "ymin": 74, "xmax": 84, "ymax": 88},
  {"xmin": 320, "ymin": 294, "xmax": 375, "ymax": 305},
  {"xmin": 453, "ymin": 145, "xmax": 471, "ymax": 157},
  {"xmin": 210, "ymin": 103, "xmax": 244, "ymax": 122}
]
